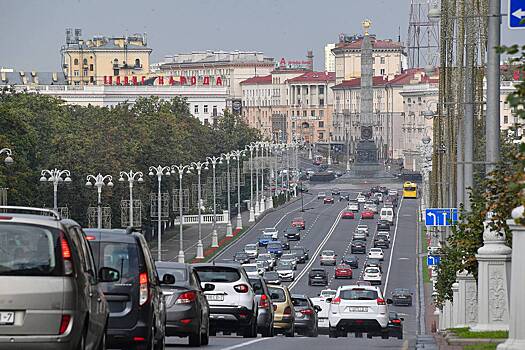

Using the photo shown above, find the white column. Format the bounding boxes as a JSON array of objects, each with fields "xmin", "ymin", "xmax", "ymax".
[
  {"xmin": 438, "ymin": 307, "xmax": 445, "ymax": 332},
  {"xmin": 498, "ymin": 207, "xmax": 525, "ymax": 349},
  {"xmin": 444, "ymin": 299, "xmax": 453, "ymax": 330},
  {"xmin": 456, "ymin": 270, "xmax": 478, "ymax": 328},
  {"xmin": 472, "ymin": 221, "xmax": 511, "ymax": 332},
  {"xmin": 451, "ymin": 282, "xmax": 460, "ymax": 328}
]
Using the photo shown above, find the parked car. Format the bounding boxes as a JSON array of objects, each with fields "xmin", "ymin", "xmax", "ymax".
[
  {"xmin": 268, "ymin": 285, "xmax": 295, "ymax": 337},
  {"xmin": 248, "ymin": 277, "xmax": 275, "ymax": 337},
  {"xmin": 342, "ymin": 211, "xmax": 355, "ymax": 219},
  {"xmin": 193, "ymin": 263, "xmax": 258, "ymax": 338},
  {"xmin": 155, "ymin": 261, "xmax": 211, "ymax": 346},
  {"xmin": 367, "ymin": 312, "xmax": 404, "ymax": 339},
  {"xmin": 341, "ymin": 255, "xmax": 359, "ymax": 268},
  {"xmin": 308, "ymin": 268, "xmax": 328, "ymax": 286},
  {"xmin": 291, "ymin": 217, "xmax": 305, "ymax": 230},
  {"xmin": 320, "ymin": 250, "xmax": 337, "ymax": 266},
  {"xmin": 391, "ymin": 288, "xmax": 413, "ymax": 306},
  {"xmin": 292, "ymin": 295, "xmax": 320, "ymax": 337},
  {"xmin": 335, "ymin": 265, "xmax": 353, "ymax": 279},
  {"xmin": 262, "ymin": 271, "xmax": 281, "ymax": 285},
  {"xmin": 0, "ymin": 207, "xmax": 119, "ymax": 350},
  {"xmin": 323, "ymin": 196, "xmax": 335, "ymax": 204},
  {"xmin": 290, "ymin": 246, "xmax": 309, "ymax": 263},
  {"xmin": 85, "ymin": 228, "xmax": 169, "ymax": 350}
]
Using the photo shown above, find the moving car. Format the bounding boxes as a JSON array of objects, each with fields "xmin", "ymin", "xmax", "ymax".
[
  {"xmin": 262, "ymin": 227, "xmax": 279, "ymax": 240},
  {"xmin": 323, "ymin": 196, "xmax": 335, "ymax": 204},
  {"xmin": 356, "ymin": 224, "xmax": 369, "ymax": 236},
  {"xmin": 291, "ymin": 217, "xmax": 305, "ymax": 230},
  {"xmin": 280, "ymin": 253, "xmax": 298, "ymax": 270},
  {"xmin": 244, "ymin": 244, "xmax": 259, "ymax": 259},
  {"xmin": 248, "ymin": 277, "xmax": 275, "ymax": 337},
  {"xmin": 320, "ymin": 250, "xmax": 337, "ymax": 266},
  {"xmin": 339, "ymin": 192, "xmax": 350, "ymax": 201},
  {"xmin": 391, "ymin": 288, "xmax": 413, "ymax": 306},
  {"xmin": 348, "ymin": 201, "xmax": 360, "ymax": 212},
  {"xmin": 242, "ymin": 263, "xmax": 264, "ymax": 277},
  {"xmin": 353, "ymin": 230, "xmax": 367, "ymax": 240},
  {"xmin": 334, "ymin": 265, "xmax": 353, "ymax": 279},
  {"xmin": 342, "ymin": 211, "xmax": 355, "ymax": 219},
  {"xmin": 364, "ymin": 202, "xmax": 378, "ymax": 213},
  {"xmin": 351, "ymin": 240, "xmax": 367, "ymax": 254},
  {"xmin": 262, "ymin": 271, "xmax": 281, "ymax": 285},
  {"xmin": 363, "ymin": 266, "xmax": 382, "ymax": 285},
  {"xmin": 368, "ymin": 248, "xmax": 385, "ymax": 261},
  {"xmin": 258, "ymin": 233, "xmax": 275, "ymax": 247},
  {"xmin": 373, "ymin": 236, "xmax": 390, "ymax": 249},
  {"xmin": 291, "ymin": 295, "xmax": 320, "ymax": 337},
  {"xmin": 0, "ymin": 207, "xmax": 119, "ymax": 350},
  {"xmin": 284, "ymin": 227, "xmax": 301, "ymax": 241},
  {"xmin": 256, "ymin": 260, "xmax": 269, "ymax": 272},
  {"xmin": 366, "ymin": 259, "xmax": 383, "ymax": 272},
  {"xmin": 155, "ymin": 261, "xmax": 211, "ymax": 346},
  {"xmin": 377, "ymin": 231, "xmax": 391, "ymax": 242},
  {"xmin": 380, "ymin": 207, "xmax": 395, "ymax": 225},
  {"xmin": 361, "ymin": 210, "xmax": 375, "ymax": 219},
  {"xmin": 308, "ymin": 268, "xmax": 328, "ymax": 286},
  {"xmin": 233, "ymin": 252, "xmax": 251, "ymax": 264},
  {"xmin": 86, "ymin": 228, "xmax": 169, "ymax": 350},
  {"xmin": 267, "ymin": 241, "xmax": 284, "ymax": 257},
  {"xmin": 367, "ymin": 312, "xmax": 404, "ymax": 339},
  {"xmin": 327, "ymin": 285, "xmax": 392, "ymax": 337},
  {"xmin": 194, "ymin": 263, "xmax": 258, "ymax": 338},
  {"xmin": 268, "ymin": 285, "xmax": 295, "ymax": 337},
  {"xmin": 275, "ymin": 261, "xmax": 294, "ymax": 282},
  {"xmin": 257, "ymin": 253, "xmax": 276, "ymax": 270},
  {"xmin": 331, "ymin": 188, "xmax": 341, "ymax": 196},
  {"xmin": 373, "ymin": 192, "xmax": 384, "ymax": 203},
  {"xmin": 317, "ymin": 192, "xmax": 327, "ymax": 199},
  {"xmin": 377, "ymin": 220, "xmax": 390, "ymax": 231},
  {"xmin": 341, "ymin": 255, "xmax": 359, "ymax": 268},
  {"xmin": 290, "ymin": 246, "xmax": 309, "ymax": 263},
  {"xmin": 356, "ymin": 194, "xmax": 366, "ymax": 203}
]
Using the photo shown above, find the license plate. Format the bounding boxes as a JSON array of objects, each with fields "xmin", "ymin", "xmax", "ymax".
[
  {"xmin": 0, "ymin": 312, "xmax": 14, "ymax": 325},
  {"xmin": 206, "ymin": 294, "xmax": 224, "ymax": 301},
  {"xmin": 346, "ymin": 306, "xmax": 368, "ymax": 313},
  {"xmin": 295, "ymin": 312, "xmax": 303, "ymax": 317}
]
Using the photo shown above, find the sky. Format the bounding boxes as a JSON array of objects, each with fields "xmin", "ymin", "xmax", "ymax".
[{"xmin": 0, "ymin": 0, "xmax": 523, "ymax": 72}]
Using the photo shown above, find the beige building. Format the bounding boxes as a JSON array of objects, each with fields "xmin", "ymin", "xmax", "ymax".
[
  {"xmin": 60, "ymin": 30, "xmax": 151, "ymax": 86},
  {"xmin": 324, "ymin": 43, "xmax": 336, "ymax": 72}
]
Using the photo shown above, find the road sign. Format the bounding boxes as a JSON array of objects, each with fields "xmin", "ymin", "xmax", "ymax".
[
  {"xmin": 427, "ymin": 255, "xmax": 441, "ymax": 266},
  {"xmin": 509, "ymin": 0, "xmax": 525, "ymax": 29},
  {"xmin": 425, "ymin": 208, "xmax": 458, "ymax": 226}
]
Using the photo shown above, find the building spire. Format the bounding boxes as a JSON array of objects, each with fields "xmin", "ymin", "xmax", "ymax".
[{"xmin": 362, "ymin": 19, "xmax": 372, "ymax": 36}]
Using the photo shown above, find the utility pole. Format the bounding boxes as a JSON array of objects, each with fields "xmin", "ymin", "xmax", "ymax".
[{"xmin": 463, "ymin": 0, "xmax": 475, "ymax": 211}]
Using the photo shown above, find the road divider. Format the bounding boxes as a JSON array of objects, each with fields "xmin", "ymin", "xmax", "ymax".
[{"xmin": 383, "ymin": 197, "xmax": 405, "ymax": 294}]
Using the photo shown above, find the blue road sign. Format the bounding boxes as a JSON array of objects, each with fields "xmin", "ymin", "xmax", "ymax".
[
  {"xmin": 509, "ymin": 0, "xmax": 525, "ymax": 29},
  {"xmin": 427, "ymin": 255, "xmax": 441, "ymax": 266},
  {"xmin": 425, "ymin": 208, "xmax": 458, "ymax": 227}
]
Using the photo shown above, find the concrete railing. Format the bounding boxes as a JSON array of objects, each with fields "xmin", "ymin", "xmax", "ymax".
[{"xmin": 174, "ymin": 210, "xmax": 229, "ymax": 225}]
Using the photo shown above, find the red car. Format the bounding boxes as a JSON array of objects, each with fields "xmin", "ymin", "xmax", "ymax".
[
  {"xmin": 324, "ymin": 196, "xmax": 335, "ymax": 204},
  {"xmin": 342, "ymin": 211, "xmax": 355, "ymax": 219},
  {"xmin": 361, "ymin": 210, "xmax": 375, "ymax": 219},
  {"xmin": 291, "ymin": 217, "xmax": 306, "ymax": 230},
  {"xmin": 335, "ymin": 265, "xmax": 353, "ymax": 279}
]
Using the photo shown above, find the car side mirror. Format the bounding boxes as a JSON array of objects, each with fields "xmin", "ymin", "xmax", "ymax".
[
  {"xmin": 161, "ymin": 273, "xmax": 176, "ymax": 285},
  {"xmin": 203, "ymin": 283, "xmax": 215, "ymax": 292},
  {"xmin": 386, "ymin": 299, "xmax": 393, "ymax": 304},
  {"xmin": 99, "ymin": 267, "xmax": 120, "ymax": 282},
  {"xmin": 314, "ymin": 305, "xmax": 322, "ymax": 312},
  {"xmin": 325, "ymin": 298, "xmax": 332, "ymax": 303}
]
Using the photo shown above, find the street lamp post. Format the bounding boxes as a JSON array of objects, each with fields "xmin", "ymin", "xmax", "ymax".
[
  {"xmin": 118, "ymin": 170, "xmax": 144, "ymax": 228},
  {"xmin": 327, "ymin": 135, "xmax": 332, "ymax": 165},
  {"xmin": 220, "ymin": 152, "xmax": 234, "ymax": 237},
  {"xmin": 267, "ymin": 144, "xmax": 274, "ymax": 209},
  {"xmin": 230, "ymin": 149, "xmax": 245, "ymax": 230},
  {"xmin": 0, "ymin": 148, "xmax": 14, "ymax": 166},
  {"xmin": 206, "ymin": 156, "xmax": 223, "ymax": 248},
  {"xmin": 259, "ymin": 142, "xmax": 266, "ymax": 212},
  {"xmin": 245, "ymin": 143, "xmax": 257, "ymax": 222},
  {"xmin": 39, "ymin": 169, "xmax": 72, "ymax": 211},
  {"xmin": 85, "ymin": 173, "xmax": 114, "ymax": 229},
  {"xmin": 254, "ymin": 144, "xmax": 260, "ymax": 217},
  {"xmin": 171, "ymin": 164, "xmax": 191, "ymax": 263},
  {"xmin": 148, "ymin": 165, "xmax": 171, "ymax": 261},
  {"xmin": 190, "ymin": 161, "xmax": 208, "ymax": 260}
]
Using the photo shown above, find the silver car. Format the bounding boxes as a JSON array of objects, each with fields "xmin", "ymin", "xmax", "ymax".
[{"xmin": 0, "ymin": 207, "xmax": 119, "ymax": 350}]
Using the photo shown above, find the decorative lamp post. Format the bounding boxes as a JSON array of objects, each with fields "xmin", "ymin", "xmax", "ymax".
[
  {"xmin": 230, "ymin": 149, "xmax": 245, "ymax": 230},
  {"xmin": 171, "ymin": 164, "xmax": 191, "ymax": 263},
  {"xmin": 190, "ymin": 161, "xmax": 208, "ymax": 259},
  {"xmin": 39, "ymin": 169, "xmax": 72, "ymax": 211},
  {"xmin": 85, "ymin": 173, "xmax": 114, "ymax": 229},
  {"xmin": 0, "ymin": 148, "xmax": 14, "ymax": 166},
  {"xmin": 118, "ymin": 170, "xmax": 144, "ymax": 228},
  {"xmin": 254, "ymin": 143, "xmax": 260, "ymax": 217},
  {"xmin": 206, "ymin": 156, "xmax": 223, "ymax": 248},
  {"xmin": 220, "ymin": 152, "xmax": 234, "ymax": 237},
  {"xmin": 148, "ymin": 165, "xmax": 171, "ymax": 261},
  {"xmin": 245, "ymin": 143, "xmax": 258, "ymax": 222},
  {"xmin": 259, "ymin": 142, "xmax": 267, "ymax": 212}
]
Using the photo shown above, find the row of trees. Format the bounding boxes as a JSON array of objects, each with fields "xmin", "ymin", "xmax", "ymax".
[{"xmin": 0, "ymin": 91, "xmax": 261, "ymax": 228}]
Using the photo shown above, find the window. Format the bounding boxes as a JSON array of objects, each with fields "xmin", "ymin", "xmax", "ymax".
[
  {"xmin": 204, "ymin": 105, "xmax": 208, "ymax": 113},
  {"xmin": 213, "ymin": 106, "xmax": 218, "ymax": 116},
  {"xmin": 73, "ymin": 70, "xmax": 80, "ymax": 76},
  {"xmin": 89, "ymin": 64, "xmax": 94, "ymax": 71},
  {"xmin": 380, "ymin": 68, "xmax": 385, "ymax": 75},
  {"xmin": 268, "ymin": 286, "xmax": 286, "ymax": 302},
  {"xmin": 91, "ymin": 242, "xmax": 139, "ymax": 281},
  {"xmin": 380, "ymin": 57, "xmax": 385, "ymax": 64},
  {"xmin": 320, "ymin": 110, "xmax": 324, "ymax": 118},
  {"xmin": 319, "ymin": 132, "xmax": 324, "ymax": 140},
  {"xmin": 311, "ymin": 110, "xmax": 315, "ymax": 117},
  {"xmin": 504, "ymin": 115, "xmax": 508, "ymax": 124},
  {"xmin": 83, "ymin": 69, "xmax": 88, "ymax": 76},
  {"xmin": 194, "ymin": 105, "xmax": 199, "ymax": 114},
  {"xmin": 303, "ymin": 111, "xmax": 307, "ymax": 117},
  {"xmin": 134, "ymin": 58, "xmax": 141, "ymax": 68},
  {"xmin": 73, "ymin": 58, "xmax": 79, "ymax": 65},
  {"xmin": 319, "ymin": 86, "xmax": 325, "ymax": 94},
  {"xmin": 194, "ymin": 266, "xmax": 241, "ymax": 283},
  {"xmin": 320, "ymin": 98, "xmax": 325, "ymax": 106},
  {"xmin": 319, "ymin": 121, "xmax": 325, "ymax": 128},
  {"xmin": 83, "ymin": 58, "xmax": 88, "ymax": 66}
]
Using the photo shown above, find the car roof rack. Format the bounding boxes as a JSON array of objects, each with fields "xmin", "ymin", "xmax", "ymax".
[{"xmin": 0, "ymin": 206, "xmax": 61, "ymax": 220}]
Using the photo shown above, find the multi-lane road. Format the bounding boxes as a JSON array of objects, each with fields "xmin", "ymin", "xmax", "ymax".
[{"xmin": 166, "ymin": 182, "xmax": 420, "ymax": 350}]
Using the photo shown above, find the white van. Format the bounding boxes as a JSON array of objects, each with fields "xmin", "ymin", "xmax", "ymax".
[{"xmin": 380, "ymin": 207, "xmax": 394, "ymax": 225}]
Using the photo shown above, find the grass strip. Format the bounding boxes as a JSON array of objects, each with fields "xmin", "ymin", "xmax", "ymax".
[
  {"xmin": 448, "ymin": 328, "xmax": 508, "ymax": 339},
  {"xmin": 463, "ymin": 344, "xmax": 498, "ymax": 350},
  {"xmin": 421, "ymin": 226, "xmax": 431, "ymax": 283}
]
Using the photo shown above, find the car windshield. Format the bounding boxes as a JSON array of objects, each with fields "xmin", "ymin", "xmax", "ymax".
[
  {"xmin": 310, "ymin": 269, "xmax": 325, "ymax": 274},
  {"xmin": 268, "ymin": 286, "xmax": 286, "ymax": 302},
  {"xmin": 259, "ymin": 253, "xmax": 272, "ymax": 259},
  {"xmin": 292, "ymin": 298, "xmax": 309, "ymax": 307},
  {"xmin": 235, "ymin": 252, "xmax": 248, "ymax": 258},
  {"xmin": 322, "ymin": 250, "xmax": 335, "ymax": 256},
  {"xmin": 277, "ymin": 261, "xmax": 292, "ymax": 269},
  {"xmin": 281, "ymin": 254, "xmax": 295, "ymax": 259},
  {"xmin": 194, "ymin": 266, "xmax": 241, "ymax": 283},
  {"xmin": 267, "ymin": 243, "xmax": 281, "ymax": 249},
  {"xmin": 243, "ymin": 265, "xmax": 257, "ymax": 272},
  {"xmin": 245, "ymin": 244, "xmax": 257, "ymax": 250},
  {"xmin": 264, "ymin": 272, "xmax": 279, "ymax": 280},
  {"xmin": 290, "ymin": 249, "xmax": 304, "ymax": 255},
  {"xmin": 261, "ymin": 233, "xmax": 273, "ymax": 239},
  {"xmin": 0, "ymin": 224, "xmax": 62, "ymax": 276},
  {"xmin": 320, "ymin": 290, "xmax": 336, "ymax": 297},
  {"xmin": 92, "ymin": 241, "xmax": 139, "ymax": 282},
  {"xmin": 394, "ymin": 288, "xmax": 410, "ymax": 295},
  {"xmin": 370, "ymin": 248, "xmax": 382, "ymax": 253},
  {"xmin": 344, "ymin": 256, "xmax": 356, "ymax": 261},
  {"xmin": 340, "ymin": 289, "xmax": 379, "ymax": 300},
  {"xmin": 365, "ymin": 267, "xmax": 380, "ymax": 273},
  {"xmin": 156, "ymin": 266, "xmax": 187, "ymax": 285}
]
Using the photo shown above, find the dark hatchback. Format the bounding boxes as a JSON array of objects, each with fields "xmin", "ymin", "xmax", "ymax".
[
  {"xmin": 233, "ymin": 252, "xmax": 251, "ymax": 264},
  {"xmin": 263, "ymin": 271, "xmax": 281, "ymax": 285},
  {"xmin": 248, "ymin": 277, "xmax": 275, "ymax": 337},
  {"xmin": 391, "ymin": 288, "xmax": 413, "ymax": 306},
  {"xmin": 308, "ymin": 268, "xmax": 328, "ymax": 286},
  {"xmin": 284, "ymin": 227, "xmax": 301, "ymax": 241},
  {"xmin": 367, "ymin": 312, "xmax": 403, "ymax": 339},
  {"xmin": 341, "ymin": 255, "xmax": 359, "ymax": 269},
  {"xmin": 373, "ymin": 237, "xmax": 390, "ymax": 249},
  {"xmin": 377, "ymin": 220, "xmax": 390, "ymax": 231},
  {"xmin": 290, "ymin": 247, "xmax": 309, "ymax": 263},
  {"xmin": 85, "ymin": 228, "xmax": 168, "ymax": 350},
  {"xmin": 339, "ymin": 192, "xmax": 350, "ymax": 201},
  {"xmin": 350, "ymin": 240, "xmax": 367, "ymax": 254},
  {"xmin": 291, "ymin": 295, "xmax": 320, "ymax": 337},
  {"xmin": 155, "ymin": 262, "xmax": 212, "ymax": 346}
]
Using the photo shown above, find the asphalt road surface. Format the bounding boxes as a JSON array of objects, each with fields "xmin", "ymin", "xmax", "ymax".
[{"xmin": 165, "ymin": 183, "xmax": 420, "ymax": 350}]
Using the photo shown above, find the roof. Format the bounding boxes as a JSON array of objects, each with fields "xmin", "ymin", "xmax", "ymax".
[
  {"xmin": 0, "ymin": 71, "xmax": 67, "ymax": 85},
  {"xmin": 240, "ymin": 75, "xmax": 272, "ymax": 85},
  {"xmin": 335, "ymin": 36, "xmax": 403, "ymax": 50},
  {"xmin": 332, "ymin": 69, "xmax": 438, "ymax": 90},
  {"xmin": 287, "ymin": 71, "xmax": 335, "ymax": 83}
]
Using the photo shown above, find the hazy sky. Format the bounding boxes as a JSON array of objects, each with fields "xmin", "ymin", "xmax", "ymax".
[{"xmin": 0, "ymin": 0, "xmax": 523, "ymax": 72}]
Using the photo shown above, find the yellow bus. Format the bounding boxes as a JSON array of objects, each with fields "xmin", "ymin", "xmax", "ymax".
[{"xmin": 403, "ymin": 181, "xmax": 418, "ymax": 198}]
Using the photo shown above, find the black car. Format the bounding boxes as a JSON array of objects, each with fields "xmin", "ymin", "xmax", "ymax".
[
  {"xmin": 292, "ymin": 295, "xmax": 320, "ymax": 337},
  {"xmin": 391, "ymin": 288, "xmax": 413, "ymax": 306},
  {"xmin": 331, "ymin": 188, "xmax": 341, "ymax": 196},
  {"xmin": 263, "ymin": 271, "xmax": 281, "ymax": 285},
  {"xmin": 290, "ymin": 247, "xmax": 309, "ymax": 263},
  {"xmin": 308, "ymin": 268, "xmax": 328, "ymax": 286},
  {"xmin": 155, "ymin": 261, "xmax": 211, "ymax": 346},
  {"xmin": 367, "ymin": 312, "xmax": 404, "ymax": 339},
  {"xmin": 281, "ymin": 241, "xmax": 290, "ymax": 250},
  {"xmin": 351, "ymin": 240, "xmax": 367, "ymax": 254},
  {"xmin": 339, "ymin": 192, "xmax": 350, "ymax": 201},
  {"xmin": 374, "ymin": 237, "xmax": 390, "ymax": 249},
  {"xmin": 284, "ymin": 227, "xmax": 301, "ymax": 241},
  {"xmin": 366, "ymin": 258, "xmax": 383, "ymax": 272},
  {"xmin": 377, "ymin": 220, "xmax": 390, "ymax": 231},
  {"xmin": 249, "ymin": 277, "xmax": 275, "ymax": 337},
  {"xmin": 86, "ymin": 228, "xmax": 169, "ymax": 350},
  {"xmin": 233, "ymin": 252, "xmax": 251, "ymax": 264},
  {"xmin": 341, "ymin": 255, "xmax": 359, "ymax": 268}
]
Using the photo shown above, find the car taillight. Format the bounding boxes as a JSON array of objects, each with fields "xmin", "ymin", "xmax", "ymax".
[
  {"xmin": 331, "ymin": 297, "xmax": 341, "ymax": 304},
  {"xmin": 176, "ymin": 291, "xmax": 197, "ymax": 304},
  {"xmin": 391, "ymin": 319, "xmax": 401, "ymax": 324},
  {"xmin": 139, "ymin": 272, "xmax": 149, "ymax": 306},
  {"xmin": 283, "ymin": 306, "xmax": 292, "ymax": 315},
  {"xmin": 85, "ymin": 235, "xmax": 96, "ymax": 241},
  {"xmin": 234, "ymin": 284, "xmax": 249, "ymax": 293},
  {"xmin": 300, "ymin": 308, "xmax": 314, "ymax": 315},
  {"xmin": 259, "ymin": 294, "xmax": 270, "ymax": 309},
  {"xmin": 59, "ymin": 315, "xmax": 71, "ymax": 335},
  {"xmin": 60, "ymin": 233, "xmax": 73, "ymax": 275},
  {"xmin": 376, "ymin": 298, "xmax": 386, "ymax": 305}
]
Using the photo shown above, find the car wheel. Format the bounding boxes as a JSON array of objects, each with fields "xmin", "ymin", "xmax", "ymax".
[
  {"xmin": 262, "ymin": 324, "xmax": 273, "ymax": 338},
  {"xmin": 201, "ymin": 319, "xmax": 210, "ymax": 345},
  {"xmin": 147, "ymin": 325, "xmax": 156, "ymax": 350},
  {"xmin": 397, "ymin": 335, "xmax": 403, "ymax": 340},
  {"xmin": 154, "ymin": 334, "xmax": 165, "ymax": 350},
  {"xmin": 309, "ymin": 325, "xmax": 319, "ymax": 337},
  {"xmin": 355, "ymin": 332, "xmax": 363, "ymax": 338},
  {"xmin": 328, "ymin": 327, "xmax": 338, "ymax": 338},
  {"xmin": 189, "ymin": 329, "xmax": 202, "ymax": 346},
  {"xmin": 97, "ymin": 324, "xmax": 107, "ymax": 350},
  {"xmin": 367, "ymin": 334, "xmax": 373, "ymax": 339},
  {"xmin": 381, "ymin": 334, "xmax": 389, "ymax": 339},
  {"xmin": 77, "ymin": 325, "xmax": 87, "ymax": 350},
  {"xmin": 285, "ymin": 325, "xmax": 295, "ymax": 337}
]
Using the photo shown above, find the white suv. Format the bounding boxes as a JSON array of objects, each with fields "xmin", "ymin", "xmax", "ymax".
[
  {"xmin": 363, "ymin": 266, "xmax": 382, "ymax": 285},
  {"xmin": 194, "ymin": 263, "xmax": 258, "ymax": 338},
  {"xmin": 262, "ymin": 227, "xmax": 279, "ymax": 240},
  {"xmin": 328, "ymin": 285, "xmax": 391, "ymax": 337}
]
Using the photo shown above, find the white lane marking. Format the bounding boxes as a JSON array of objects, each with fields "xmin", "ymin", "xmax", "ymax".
[
  {"xmin": 399, "ymin": 257, "xmax": 409, "ymax": 260},
  {"xmin": 288, "ymin": 207, "xmax": 345, "ymax": 290},
  {"xmin": 383, "ymin": 197, "xmax": 405, "ymax": 294},
  {"xmin": 219, "ymin": 338, "xmax": 271, "ymax": 350}
]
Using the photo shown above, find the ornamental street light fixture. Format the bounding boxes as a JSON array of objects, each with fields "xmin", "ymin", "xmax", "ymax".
[
  {"xmin": 0, "ymin": 148, "xmax": 14, "ymax": 166},
  {"xmin": 257, "ymin": 142, "xmax": 266, "ymax": 213},
  {"xmin": 171, "ymin": 164, "xmax": 192, "ymax": 263},
  {"xmin": 190, "ymin": 161, "xmax": 209, "ymax": 259},
  {"xmin": 220, "ymin": 152, "xmax": 234, "ymax": 237},
  {"xmin": 85, "ymin": 173, "xmax": 114, "ymax": 229},
  {"xmin": 254, "ymin": 143, "xmax": 261, "ymax": 217},
  {"xmin": 39, "ymin": 168, "xmax": 72, "ymax": 211},
  {"xmin": 206, "ymin": 156, "xmax": 223, "ymax": 248},
  {"xmin": 118, "ymin": 170, "xmax": 144, "ymax": 228},
  {"xmin": 245, "ymin": 143, "xmax": 258, "ymax": 222},
  {"xmin": 230, "ymin": 149, "xmax": 246, "ymax": 230},
  {"xmin": 148, "ymin": 165, "xmax": 171, "ymax": 261}
]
